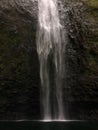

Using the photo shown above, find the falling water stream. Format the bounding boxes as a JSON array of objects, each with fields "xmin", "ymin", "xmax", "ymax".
[{"xmin": 37, "ymin": 0, "xmax": 66, "ymax": 120}]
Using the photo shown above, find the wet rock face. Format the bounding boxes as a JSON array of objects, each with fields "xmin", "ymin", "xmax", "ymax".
[
  {"xmin": 0, "ymin": 0, "xmax": 40, "ymax": 120},
  {"xmin": 0, "ymin": 0, "xmax": 38, "ymax": 20},
  {"xmin": 0, "ymin": 0, "xmax": 98, "ymax": 120},
  {"xmin": 63, "ymin": 0, "xmax": 98, "ymax": 120}
]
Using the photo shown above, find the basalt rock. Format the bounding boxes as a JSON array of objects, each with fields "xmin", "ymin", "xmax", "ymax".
[{"xmin": 0, "ymin": 0, "xmax": 40, "ymax": 120}]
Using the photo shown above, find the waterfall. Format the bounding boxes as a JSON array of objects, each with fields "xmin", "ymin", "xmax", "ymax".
[{"xmin": 37, "ymin": 0, "xmax": 66, "ymax": 120}]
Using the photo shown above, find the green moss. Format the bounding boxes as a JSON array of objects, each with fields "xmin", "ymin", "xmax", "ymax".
[
  {"xmin": 88, "ymin": 55, "xmax": 96, "ymax": 66},
  {"xmin": 83, "ymin": 10, "xmax": 98, "ymax": 77},
  {"xmin": 85, "ymin": 0, "xmax": 98, "ymax": 8}
]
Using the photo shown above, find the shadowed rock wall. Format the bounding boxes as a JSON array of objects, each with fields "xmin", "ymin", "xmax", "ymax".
[{"xmin": 0, "ymin": 1, "xmax": 40, "ymax": 119}]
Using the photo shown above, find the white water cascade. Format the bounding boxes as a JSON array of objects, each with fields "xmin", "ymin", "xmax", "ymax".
[{"xmin": 37, "ymin": 0, "xmax": 66, "ymax": 120}]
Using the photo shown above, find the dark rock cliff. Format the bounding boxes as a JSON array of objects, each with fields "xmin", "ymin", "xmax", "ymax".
[
  {"xmin": 64, "ymin": 0, "xmax": 98, "ymax": 120},
  {"xmin": 0, "ymin": 1, "xmax": 40, "ymax": 120}
]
